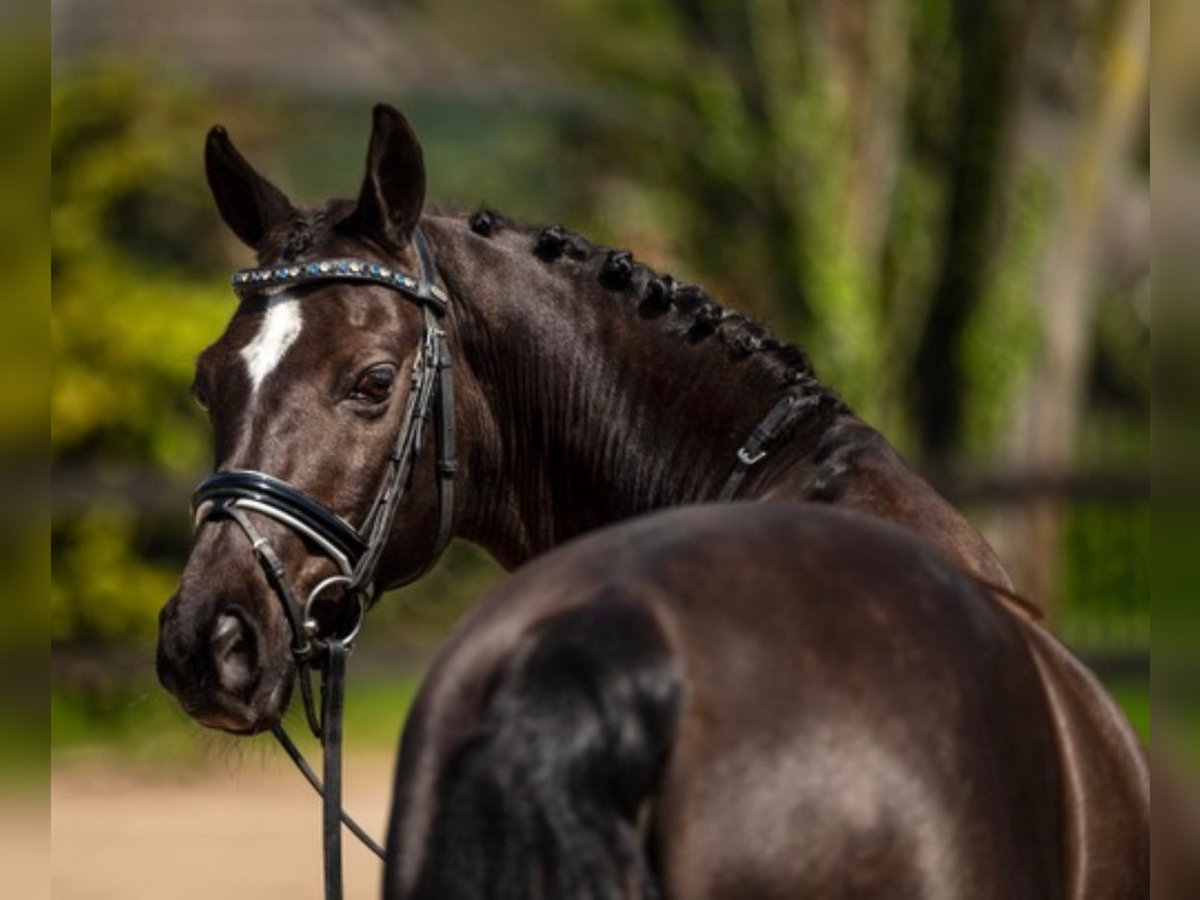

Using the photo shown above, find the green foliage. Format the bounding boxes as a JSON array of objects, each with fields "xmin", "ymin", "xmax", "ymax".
[
  {"xmin": 1059, "ymin": 502, "xmax": 1150, "ymax": 651},
  {"xmin": 52, "ymin": 65, "xmax": 230, "ymax": 470},
  {"xmin": 1057, "ymin": 415, "xmax": 1150, "ymax": 652},
  {"xmin": 959, "ymin": 165, "xmax": 1047, "ymax": 457},
  {"xmin": 52, "ymin": 509, "xmax": 181, "ymax": 642},
  {"xmin": 0, "ymin": 31, "xmax": 47, "ymax": 445},
  {"xmin": 366, "ymin": 542, "xmax": 505, "ymax": 645},
  {"xmin": 51, "ymin": 66, "xmax": 232, "ymax": 641}
]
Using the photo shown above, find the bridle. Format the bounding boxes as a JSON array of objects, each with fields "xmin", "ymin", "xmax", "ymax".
[{"xmin": 189, "ymin": 228, "xmax": 454, "ymax": 898}]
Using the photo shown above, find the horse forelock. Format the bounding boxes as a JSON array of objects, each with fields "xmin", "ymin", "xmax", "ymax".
[{"xmin": 254, "ymin": 199, "xmax": 360, "ymax": 264}]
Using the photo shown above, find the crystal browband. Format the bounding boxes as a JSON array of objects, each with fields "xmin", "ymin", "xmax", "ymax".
[{"xmin": 232, "ymin": 257, "xmax": 448, "ymax": 313}]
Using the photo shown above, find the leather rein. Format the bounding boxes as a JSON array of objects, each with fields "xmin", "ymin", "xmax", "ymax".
[{"xmin": 189, "ymin": 228, "xmax": 453, "ymax": 899}]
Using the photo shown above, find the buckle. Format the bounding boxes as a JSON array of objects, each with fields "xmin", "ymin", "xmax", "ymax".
[{"xmin": 737, "ymin": 446, "xmax": 767, "ymax": 467}]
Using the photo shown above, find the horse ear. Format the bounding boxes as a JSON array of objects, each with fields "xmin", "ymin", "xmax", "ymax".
[
  {"xmin": 204, "ymin": 126, "xmax": 295, "ymax": 251},
  {"xmin": 352, "ymin": 104, "xmax": 426, "ymax": 247}
]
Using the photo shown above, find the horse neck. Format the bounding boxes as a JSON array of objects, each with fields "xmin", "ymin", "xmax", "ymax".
[{"xmin": 425, "ymin": 216, "xmax": 840, "ymax": 567}]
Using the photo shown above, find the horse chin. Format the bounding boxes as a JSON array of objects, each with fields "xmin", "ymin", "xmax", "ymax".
[
  {"xmin": 186, "ymin": 668, "xmax": 293, "ymax": 736},
  {"xmin": 193, "ymin": 708, "xmax": 263, "ymax": 736}
]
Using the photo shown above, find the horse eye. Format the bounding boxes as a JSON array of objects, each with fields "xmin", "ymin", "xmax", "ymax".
[{"xmin": 351, "ymin": 364, "xmax": 397, "ymax": 403}]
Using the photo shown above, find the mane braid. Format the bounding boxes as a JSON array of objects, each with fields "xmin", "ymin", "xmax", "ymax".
[
  {"xmin": 468, "ymin": 209, "xmax": 499, "ymax": 236},
  {"xmin": 466, "ymin": 208, "xmax": 847, "ymax": 413}
]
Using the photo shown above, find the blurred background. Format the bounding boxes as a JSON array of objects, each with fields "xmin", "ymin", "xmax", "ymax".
[{"xmin": 45, "ymin": 0, "xmax": 1160, "ymax": 896}]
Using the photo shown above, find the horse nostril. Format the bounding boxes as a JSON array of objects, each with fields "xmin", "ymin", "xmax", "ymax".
[{"xmin": 212, "ymin": 612, "xmax": 260, "ymax": 699}]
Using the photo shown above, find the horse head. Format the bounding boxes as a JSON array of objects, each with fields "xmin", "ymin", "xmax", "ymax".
[{"xmin": 157, "ymin": 106, "xmax": 452, "ymax": 733}]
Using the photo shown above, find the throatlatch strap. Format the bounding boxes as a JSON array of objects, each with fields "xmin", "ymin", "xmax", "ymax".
[{"xmin": 718, "ymin": 394, "xmax": 807, "ymax": 501}]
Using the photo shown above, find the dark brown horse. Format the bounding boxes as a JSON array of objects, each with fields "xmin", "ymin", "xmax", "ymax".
[
  {"xmin": 153, "ymin": 106, "xmax": 1146, "ymax": 896},
  {"xmin": 383, "ymin": 503, "xmax": 1147, "ymax": 900},
  {"xmin": 157, "ymin": 104, "xmax": 1007, "ymax": 728}
]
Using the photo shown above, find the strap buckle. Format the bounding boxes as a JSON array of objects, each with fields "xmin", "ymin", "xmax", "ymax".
[{"xmin": 737, "ymin": 446, "xmax": 767, "ymax": 467}]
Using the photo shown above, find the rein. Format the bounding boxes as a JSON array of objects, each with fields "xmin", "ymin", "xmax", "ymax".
[{"xmin": 190, "ymin": 228, "xmax": 452, "ymax": 898}]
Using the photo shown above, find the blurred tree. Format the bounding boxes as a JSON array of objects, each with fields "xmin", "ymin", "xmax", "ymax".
[
  {"xmin": 498, "ymin": 0, "xmax": 1147, "ymax": 455},
  {"xmin": 51, "ymin": 66, "xmax": 232, "ymax": 641},
  {"xmin": 906, "ymin": 0, "xmax": 1038, "ymax": 462},
  {"xmin": 1001, "ymin": 0, "xmax": 1149, "ymax": 605}
]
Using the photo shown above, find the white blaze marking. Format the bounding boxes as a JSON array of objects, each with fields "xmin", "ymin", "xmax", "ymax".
[{"xmin": 240, "ymin": 292, "xmax": 302, "ymax": 394}]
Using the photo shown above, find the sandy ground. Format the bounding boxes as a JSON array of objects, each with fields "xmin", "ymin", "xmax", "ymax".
[
  {"xmin": 1, "ymin": 789, "xmax": 48, "ymax": 899},
  {"xmin": 50, "ymin": 752, "xmax": 396, "ymax": 899}
]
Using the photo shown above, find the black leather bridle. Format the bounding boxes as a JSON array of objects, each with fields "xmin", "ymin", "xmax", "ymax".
[{"xmin": 190, "ymin": 229, "xmax": 454, "ymax": 898}]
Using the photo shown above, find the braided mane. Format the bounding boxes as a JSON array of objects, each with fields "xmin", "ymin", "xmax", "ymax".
[{"xmin": 465, "ymin": 208, "xmax": 847, "ymax": 414}]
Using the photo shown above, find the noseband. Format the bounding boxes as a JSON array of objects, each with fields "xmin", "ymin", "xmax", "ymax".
[{"xmin": 189, "ymin": 228, "xmax": 454, "ymax": 896}]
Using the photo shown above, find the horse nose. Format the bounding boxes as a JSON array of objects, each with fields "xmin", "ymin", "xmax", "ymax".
[
  {"xmin": 156, "ymin": 593, "xmax": 187, "ymax": 697},
  {"xmin": 211, "ymin": 610, "xmax": 261, "ymax": 699}
]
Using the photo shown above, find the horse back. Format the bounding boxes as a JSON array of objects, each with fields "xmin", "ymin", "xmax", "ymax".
[{"xmin": 385, "ymin": 503, "xmax": 1142, "ymax": 899}]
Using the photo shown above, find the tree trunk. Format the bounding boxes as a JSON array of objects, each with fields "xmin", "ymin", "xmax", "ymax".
[
  {"xmin": 1004, "ymin": 0, "xmax": 1149, "ymax": 610},
  {"xmin": 909, "ymin": 0, "xmax": 1039, "ymax": 464}
]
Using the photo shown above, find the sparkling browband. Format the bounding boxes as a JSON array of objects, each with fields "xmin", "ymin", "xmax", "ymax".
[{"xmin": 232, "ymin": 257, "xmax": 448, "ymax": 313}]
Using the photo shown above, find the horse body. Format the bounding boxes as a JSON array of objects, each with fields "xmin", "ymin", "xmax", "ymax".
[{"xmin": 385, "ymin": 504, "xmax": 1145, "ymax": 900}]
